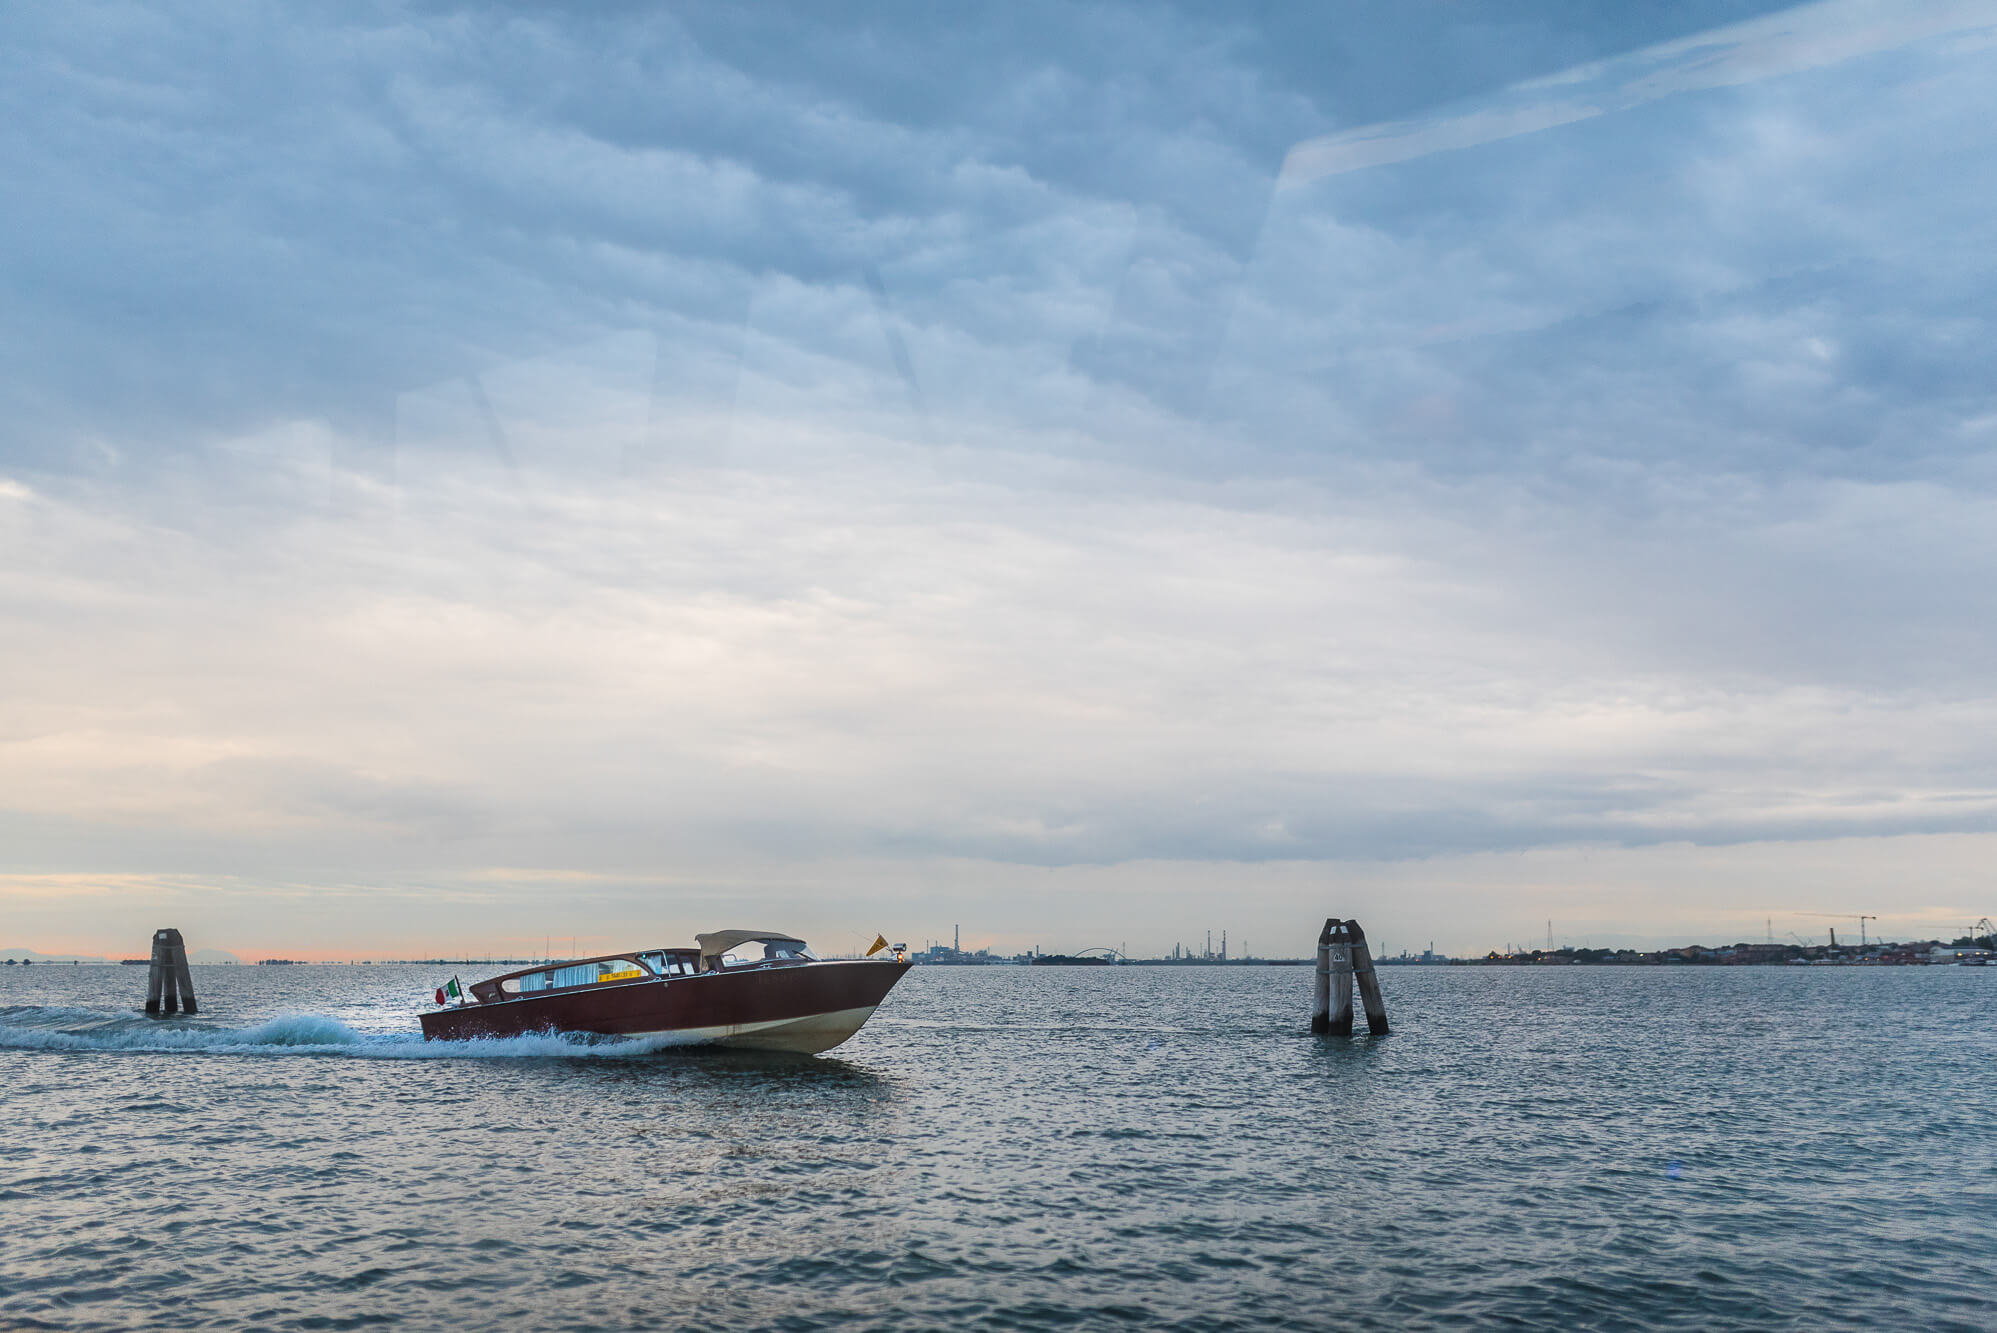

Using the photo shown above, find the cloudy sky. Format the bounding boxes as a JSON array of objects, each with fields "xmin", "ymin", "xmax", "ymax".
[{"xmin": 5, "ymin": 0, "xmax": 1996, "ymax": 960}]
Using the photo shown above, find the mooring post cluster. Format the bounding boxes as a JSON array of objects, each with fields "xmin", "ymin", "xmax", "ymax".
[
  {"xmin": 1311, "ymin": 918, "xmax": 1388, "ymax": 1036},
  {"xmin": 143, "ymin": 928, "xmax": 197, "ymax": 1017}
]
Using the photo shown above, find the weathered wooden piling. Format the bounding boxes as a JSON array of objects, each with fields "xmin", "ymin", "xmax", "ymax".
[
  {"xmin": 1345, "ymin": 920, "xmax": 1389, "ymax": 1036},
  {"xmin": 1312, "ymin": 921, "xmax": 1332, "ymax": 1033},
  {"xmin": 1311, "ymin": 918, "xmax": 1387, "ymax": 1036},
  {"xmin": 144, "ymin": 928, "xmax": 196, "ymax": 1017},
  {"xmin": 1329, "ymin": 924, "xmax": 1355, "ymax": 1035}
]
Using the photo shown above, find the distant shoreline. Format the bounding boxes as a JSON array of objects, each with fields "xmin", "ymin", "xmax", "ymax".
[{"xmin": 9, "ymin": 941, "xmax": 1991, "ymax": 970}]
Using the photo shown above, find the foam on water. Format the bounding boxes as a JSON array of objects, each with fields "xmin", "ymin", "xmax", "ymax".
[{"xmin": 0, "ymin": 1004, "xmax": 706, "ymax": 1060}]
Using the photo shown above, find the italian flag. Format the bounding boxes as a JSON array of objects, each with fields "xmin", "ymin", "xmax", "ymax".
[{"xmin": 433, "ymin": 976, "xmax": 464, "ymax": 1005}]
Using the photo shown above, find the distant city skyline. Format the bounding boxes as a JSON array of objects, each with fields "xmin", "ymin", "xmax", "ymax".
[{"xmin": 6, "ymin": 1, "xmax": 1997, "ymax": 959}]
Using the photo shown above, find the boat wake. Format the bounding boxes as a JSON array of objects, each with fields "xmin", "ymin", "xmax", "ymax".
[{"xmin": 0, "ymin": 1005, "xmax": 706, "ymax": 1059}]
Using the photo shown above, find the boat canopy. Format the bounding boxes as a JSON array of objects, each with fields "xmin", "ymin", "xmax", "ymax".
[{"xmin": 695, "ymin": 929, "xmax": 807, "ymax": 971}]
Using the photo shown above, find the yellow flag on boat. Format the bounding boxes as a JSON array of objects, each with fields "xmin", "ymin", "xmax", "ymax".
[{"xmin": 866, "ymin": 934, "xmax": 890, "ymax": 957}]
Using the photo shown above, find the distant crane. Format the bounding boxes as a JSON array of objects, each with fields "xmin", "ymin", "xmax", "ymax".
[{"xmin": 1798, "ymin": 913, "xmax": 1879, "ymax": 947}]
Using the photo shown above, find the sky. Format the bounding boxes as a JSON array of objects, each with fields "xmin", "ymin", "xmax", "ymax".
[{"xmin": 4, "ymin": 0, "xmax": 1997, "ymax": 961}]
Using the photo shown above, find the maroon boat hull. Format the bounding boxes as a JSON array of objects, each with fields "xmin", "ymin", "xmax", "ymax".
[{"xmin": 417, "ymin": 959, "xmax": 911, "ymax": 1053}]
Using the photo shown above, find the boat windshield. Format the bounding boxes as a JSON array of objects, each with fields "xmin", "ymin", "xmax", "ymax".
[
  {"xmin": 715, "ymin": 941, "xmax": 818, "ymax": 968},
  {"xmin": 638, "ymin": 950, "xmax": 698, "ymax": 977}
]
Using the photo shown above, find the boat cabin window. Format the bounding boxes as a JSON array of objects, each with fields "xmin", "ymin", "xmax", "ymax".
[
  {"xmin": 639, "ymin": 950, "xmax": 697, "ymax": 977},
  {"xmin": 503, "ymin": 958, "xmax": 649, "ymax": 994}
]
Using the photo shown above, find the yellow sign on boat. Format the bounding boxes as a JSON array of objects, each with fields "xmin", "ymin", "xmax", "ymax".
[{"xmin": 597, "ymin": 967, "xmax": 643, "ymax": 983}]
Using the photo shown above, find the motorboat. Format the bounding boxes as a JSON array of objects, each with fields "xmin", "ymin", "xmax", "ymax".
[{"xmin": 419, "ymin": 930, "xmax": 910, "ymax": 1054}]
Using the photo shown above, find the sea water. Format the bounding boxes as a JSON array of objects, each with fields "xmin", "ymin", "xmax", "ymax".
[{"xmin": 2, "ymin": 963, "xmax": 1994, "ymax": 1330}]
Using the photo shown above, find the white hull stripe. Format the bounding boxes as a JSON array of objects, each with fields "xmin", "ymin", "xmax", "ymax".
[{"xmin": 642, "ymin": 1004, "xmax": 881, "ymax": 1054}]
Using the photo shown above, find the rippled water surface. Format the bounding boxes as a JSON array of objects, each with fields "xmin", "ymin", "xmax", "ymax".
[{"xmin": 3, "ymin": 963, "xmax": 1994, "ymax": 1330}]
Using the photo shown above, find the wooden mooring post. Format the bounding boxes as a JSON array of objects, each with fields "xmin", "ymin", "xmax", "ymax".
[
  {"xmin": 143, "ymin": 928, "xmax": 197, "ymax": 1017},
  {"xmin": 1310, "ymin": 918, "xmax": 1388, "ymax": 1036}
]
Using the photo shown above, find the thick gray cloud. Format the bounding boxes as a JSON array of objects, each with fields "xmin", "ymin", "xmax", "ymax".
[
  {"xmin": 1, "ymin": 0, "xmax": 1806, "ymax": 455},
  {"xmin": 3, "ymin": 1, "xmax": 1996, "ymax": 956}
]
